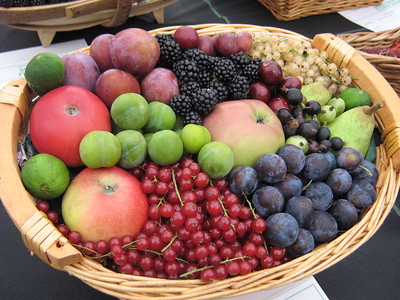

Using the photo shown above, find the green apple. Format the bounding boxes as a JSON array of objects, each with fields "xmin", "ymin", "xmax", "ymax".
[
  {"xmin": 144, "ymin": 101, "xmax": 176, "ymax": 133},
  {"xmin": 116, "ymin": 130, "xmax": 147, "ymax": 169},
  {"xmin": 110, "ymin": 93, "xmax": 149, "ymax": 130},
  {"xmin": 180, "ymin": 124, "xmax": 211, "ymax": 154},
  {"xmin": 79, "ymin": 131, "xmax": 121, "ymax": 168},
  {"xmin": 198, "ymin": 141, "xmax": 234, "ymax": 179},
  {"xmin": 147, "ymin": 130, "xmax": 183, "ymax": 165}
]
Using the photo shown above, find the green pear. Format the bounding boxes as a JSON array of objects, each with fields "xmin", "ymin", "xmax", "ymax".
[
  {"xmin": 301, "ymin": 82, "xmax": 332, "ymax": 106},
  {"xmin": 326, "ymin": 103, "xmax": 384, "ymax": 156}
]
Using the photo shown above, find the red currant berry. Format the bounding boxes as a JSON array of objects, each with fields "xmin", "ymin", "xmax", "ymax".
[
  {"xmin": 251, "ymin": 218, "xmax": 267, "ymax": 233},
  {"xmin": 46, "ymin": 210, "xmax": 59, "ymax": 225},
  {"xmin": 243, "ymin": 242, "xmax": 257, "ymax": 257},
  {"xmin": 204, "ymin": 186, "xmax": 220, "ymax": 201},
  {"xmin": 149, "ymin": 235, "xmax": 164, "ymax": 251},
  {"xmin": 136, "ymin": 237, "xmax": 149, "ymax": 251},
  {"xmin": 158, "ymin": 167, "xmax": 172, "ymax": 182},
  {"xmin": 36, "ymin": 200, "xmax": 50, "ymax": 213},
  {"xmin": 126, "ymin": 249, "xmax": 140, "ymax": 263},
  {"xmin": 194, "ymin": 245, "xmax": 209, "ymax": 260},
  {"xmin": 201, "ymin": 268, "xmax": 217, "ymax": 283},
  {"xmin": 160, "ymin": 203, "xmax": 174, "ymax": 218},
  {"xmin": 219, "ymin": 245, "xmax": 234, "ymax": 259},
  {"xmin": 182, "ymin": 202, "xmax": 199, "ymax": 218},
  {"xmin": 270, "ymin": 247, "xmax": 287, "ymax": 261},
  {"xmin": 138, "ymin": 253, "xmax": 154, "ymax": 271},
  {"xmin": 121, "ymin": 235, "xmax": 134, "ymax": 246},
  {"xmin": 214, "ymin": 264, "xmax": 228, "ymax": 280},
  {"xmin": 95, "ymin": 240, "xmax": 109, "ymax": 254},
  {"xmin": 226, "ymin": 261, "xmax": 240, "ymax": 276},
  {"xmin": 180, "ymin": 157, "xmax": 195, "ymax": 168},
  {"xmin": 170, "ymin": 211, "xmax": 186, "ymax": 227},
  {"xmin": 68, "ymin": 231, "xmax": 81, "ymax": 244},
  {"xmin": 155, "ymin": 181, "xmax": 169, "ymax": 195},
  {"xmin": 217, "ymin": 216, "xmax": 231, "ymax": 231},
  {"xmin": 130, "ymin": 166, "xmax": 144, "ymax": 179},
  {"xmin": 56, "ymin": 224, "xmax": 70, "ymax": 237},
  {"xmin": 189, "ymin": 162, "xmax": 201, "ymax": 174},
  {"xmin": 213, "ymin": 177, "xmax": 228, "ymax": 192},
  {"xmin": 162, "ymin": 248, "xmax": 177, "ymax": 262},
  {"xmin": 141, "ymin": 178, "xmax": 156, "ymax": 194},
  {"xmin": 148, "ymin": 204, "xmax": 161, "ymax": 220},
  {"xmin": 255, "ymin": 245, "xmax": 268, "ymax": 259},
  {"xmin": 193, "ymin": 172, "xmax": 210, "ymax": 188},
  {"xmin": 114, "ymin": 253, "xmax": 128, "ymax": 265},
  {"xmin": 110, "ymin": 244, "xmax": 124, "ymax": 258},
  {"xmin": 181, "ymin": 190, "xmax": 197, "ymax": 203},
  {"xmin": 119, "ymin": 262, "xmax": 134, "ymax": 274},
  {"xmin": 153, "ymin": 256, "xmax": 166, "ymax": 272},
  {"xmin": 143, "ymin": 220, "xmax": 158, "ymax": 236}
]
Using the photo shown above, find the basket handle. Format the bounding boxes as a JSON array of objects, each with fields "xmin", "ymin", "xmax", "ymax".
[
  {"xmin": 312, "ymin": 33, "xmax": 400, "ymax": 170},
  {"xmin": 0, "ymin": 79, "xmax": 82, "ymax": 269}
]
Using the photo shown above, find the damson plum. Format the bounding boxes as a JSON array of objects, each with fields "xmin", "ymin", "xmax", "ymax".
[
  {"xmin": 275, "ymin": 174, "xmax": 303, "ymax": 200},
  {"xmin": 277, "ymin": 144, "xmax": 305, "ymax": 175},
  {"xmin": 256, "ymin": 153, "xmax": 287, "ymax": 184},
  {"xmin": 304, "ymin": 182, "xmax": 334, "ymax": 211},
  {"xmin": 323, "ymin": 151, "xmax": 337, "ymax": 170},
  {"xmin": 284, "ymin": 196, "xmax": 315, "ymax": 228},
  {"xmin": 346, "ymin": 179, "xmax": 377, "ymax": 209},
  {"xmin": 251, "ymin": 186, "xmax": 285, "ymax": 218},
  {"xmin": 328, "ymin": 199, "xmax": 359, "ymax": 230},
  {"xmin": 307, "ymin": 211, "xmax": 338, "ymax": 243},
  {"xmin": 302, "ymin": 152, "xmax": 330, "ymax": 182},
  {"xmin": 336, "ymin": 147, "xmax": 363, "ymax": 171},
  {"xmin": 264, "ymin": 213, "xmax": 299, "ymax": 247},
  {"xmin": 287, "ymin": 228, "xmax": 315, "ymax": 259},
  {"xmin": 228, "ymin": 165, "xmax": 259, "ymax": 198},
  {"xmin": 325, "ymin": 168, "xmax": 352, "ymax": 196},
  {"xmin": 350, "ymin": 160, "xmax": 379, "ymax": 186}
]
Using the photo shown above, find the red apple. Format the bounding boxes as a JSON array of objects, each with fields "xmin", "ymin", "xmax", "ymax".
[
  {"xmin": 62, "ymin": 166, "xmax": 148, "ymax": 242},
  {"xmin": 203, "ymin": 99, "xmax": 285, "ymax": 168},
  {"xmin": 29, "ymin": 85, "xmax": 111, "ymax": 167}
]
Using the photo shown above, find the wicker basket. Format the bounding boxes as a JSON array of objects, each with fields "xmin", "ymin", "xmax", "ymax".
[
  {"xmin": 258, "ymin": 0, "xmax": 383, "ymax": 21},
  {"xmin": 338, "ymin": 27, "xmax": 400, "ymax": 96},
  {"xmin": 0, "ymin": 0, "xmax": 178, "ymax": 47},
  {"xmin": 1, "ymin": 24, "xmax": 400, "ymax": 299}
]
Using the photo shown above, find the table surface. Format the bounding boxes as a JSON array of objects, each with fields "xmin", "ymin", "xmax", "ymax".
[{"xmin": 1, "ymin": 1, "xmax": 399, "ymax": 299}]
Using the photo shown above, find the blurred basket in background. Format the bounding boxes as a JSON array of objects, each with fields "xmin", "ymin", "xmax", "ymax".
[
  {"xmin": 338, "ymin": 27, "xmax": 400, "ymax": 96},
  {"xmin": 1, "ymin": 24, "xmax": 400, "ymax": 299},
  {"xmin": 258, "ymin": 0, "xmax": 383, "ymax": 21},
  {"xmin": 0, "ymin": 0, "xmax": 178, "ymax": 47}
]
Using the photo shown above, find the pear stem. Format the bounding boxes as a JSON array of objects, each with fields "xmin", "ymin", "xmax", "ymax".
[{"xmin": 364, "ymin": 102, "xmax": 384, "ymax": 116}]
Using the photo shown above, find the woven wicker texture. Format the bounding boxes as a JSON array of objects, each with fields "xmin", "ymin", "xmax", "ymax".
[
  {"xmin": 258, "ymin": 0, "xmax": 383, "ymax": 21},
  {"xmin": 0, "ymin": 24, "xmax": 399, "ymax": 299},
  {"xmin": 338, "ymin": 27, "xmax": 400, "ymax": 96}
]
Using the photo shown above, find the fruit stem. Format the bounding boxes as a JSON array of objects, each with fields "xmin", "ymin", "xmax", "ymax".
[
  {"xmin": 364, "ymin": 102, "xmax": 384, "ymax": 116},
  {"xmin": 171, "ymin": 168, "xmax": 184, "ymax": 206},
  {"xmin": 242, "ymin": 192, "xmax": 257, "ymax": 219},
  {"xmin": 161, "ymin": 234, "xmax": 178, "ymax": 252}
]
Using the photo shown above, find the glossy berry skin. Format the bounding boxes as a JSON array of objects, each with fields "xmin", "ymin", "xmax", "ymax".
[{"xmin": 260, "ymin": 61, "xmax": 283, "ymax": 85}]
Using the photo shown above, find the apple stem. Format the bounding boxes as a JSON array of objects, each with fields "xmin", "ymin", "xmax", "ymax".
[{"xmin": 66, "ymin": 105, "xmax": 80, "ymax": 116}]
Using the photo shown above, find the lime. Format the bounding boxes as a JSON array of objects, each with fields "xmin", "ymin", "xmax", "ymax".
[
  {"xmin": 24, "ymin": 52, "xmax": 65, "ymax": 96},
  {"xmin": 339, "ymin": 87, "xmax": 371, "ymax": 111},
  {"xmin": 21, "ymin": 153, "xmax": 70, "ymax": 199}
]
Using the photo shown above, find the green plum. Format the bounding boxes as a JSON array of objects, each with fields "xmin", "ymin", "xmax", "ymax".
[
  {"xmin": 79, "ymin": 131, "xmax": 121, "ymax": 168},
  {"xmin": 144, "ymin": 101, "xmax": 176, "ymax": 133},
  {"xmin": 198, "ymin": 141, "xmax": 234, "ymax": 179},
  {"xmin": 110, "ymin": 93, "xmax": 149, "ymax": 130},
  {"xmin": 180, "ymin": 124, "xmax": 211, "ymax": 154},
  {"xmin": 116, "ymin": 130, "xmax": 147, "ymax": 169},
  {"xmin": 147, "ymin": 130, "xmax": 183, "ymax": 165}
]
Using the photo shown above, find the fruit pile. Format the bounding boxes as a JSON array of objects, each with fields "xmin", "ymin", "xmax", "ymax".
[
  {"xmin": 19, "ymin": 25, "xmax": 382, "ymax": 282},
  {"xmin": 362, "ymin": 41, "xmax": 400, "ymax": 58}
]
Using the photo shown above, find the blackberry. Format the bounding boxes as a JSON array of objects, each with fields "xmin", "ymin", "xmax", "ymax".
[
  {"xmin": 229, "ymin": 51, "xmax": 250, "ymax": 69},
  {"xmin": 213, "ymin": 58, "xmax": 237, "ymax": 82},
  {"xmin": 179, "ymin": 81, "xmax": 200, "ymax": 96},
  {"xmin": 157, "ymin": 36, "xmax": 183, "ymax": 68},
  {"xmin": 30, "ymin": 0, "xmax": 46, "ymax": 5},
  {"xmin": 183, "ymin": 48, "xmax": 211, "ymax": 70},
  {"xmin": 208, "ymin": 81, "xmax": 229, "ymax": 102},
  {"xmin": 228, "ymin": 75, "xmax": 250, "ymax": 100},
  {"xmin": 242, "ymin": 58, "xmax": 262, "ymax": 82},
  {"xmin": 12, "ymin": 0, "xmax": 30, "ymax": 6},
  {"xmin": 169, "ymin": 94, "xmax": 193, "ymax": 116},
  {"xmin": 183, "ymin": 111, "xmax": 203, "ymax": 125},
  {"xmin": 197, "ymin": 69, "xmax": 213, "ymax": 87},
  {"xmin": 193, "ymin": 88, "xmax": 218, "ymax": 116},
  {"xmin": 173, "ymin": 59, "xmax": 199, "ymax": 82}
]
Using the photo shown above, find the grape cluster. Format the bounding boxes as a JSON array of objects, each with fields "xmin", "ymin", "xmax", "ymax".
[
  {"xmin": 156, "ymin": 34, "xmax": 262, "ymax": 125},
  {"xmin": 228, "ymin": 146, "xmax": 379, "ymax": 259},
  {"xmin": 38, "ymin": 157, "xmax": 293, "ymax": 282},
  {"xmin": 249, "ymin": 31, "xmax": 353, "ymax": 95}
]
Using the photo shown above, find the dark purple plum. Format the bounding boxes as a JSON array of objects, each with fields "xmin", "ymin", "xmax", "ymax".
[
  {"xmin": 328, "ymin": 199, "xmax": 359, "ymax": 230},
  {"xmin": 304, "ymin": 182, "xmax": 334, "ymax": 211},
  {"xmin": 264, "ymin": 213, "xmax": 299, "ymax": 247},
  {"xmin": 275, "ymin": 174, "xmax": 303, "ymax": 200},
  {"xmin": 302, "ymin": 152, "xmax": 330, "ymax": 182},
  {"xmin": 287, "ymin": 228, "xmax": 315, "ymax": 259},
  {"xmin": 277, "ymin": 144, "xmax": 305, "ymax": 175},
  {"xmin": 256, "ymin": 153, "xmax": 287, "ymax": 184},
  {"xmin": 284, "ymin": 196, "xmax": 315, "ymax": 228},
  {"xmin": 336, "ymin": 147, "xmax": 363, "ymax": 171},
  {"xmin": 251, "ymin": 186, "xmax": 285, "ymax": 218},
  {"xmin": 350, "ymin": 160, "xmax": 379, "ymax": 186},
  {"xmin": 325, "ymin": 168, "xmax": 352, "ymax": 196},
  {"xmin": 228, "ymin": 165, "xmax": 259, "ymax": 198},
  {"xmin": 307, "ymin": 211, "xmax": 338, "ymax": 243},
  {"xmin": 346, "ymin": 179, "xmax": 377, "ymax": 209}
]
